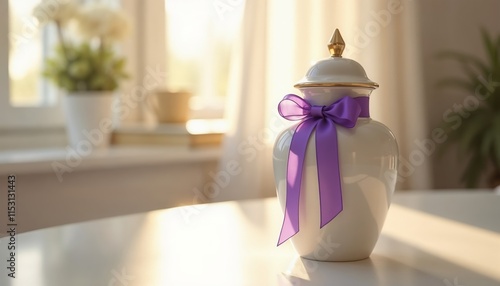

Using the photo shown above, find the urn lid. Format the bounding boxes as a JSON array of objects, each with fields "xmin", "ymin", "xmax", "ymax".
[{"xmin": 294, "ymin": 29, "xmax": 379, "ymax": 89}]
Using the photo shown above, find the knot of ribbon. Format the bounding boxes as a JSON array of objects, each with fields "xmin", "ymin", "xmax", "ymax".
[{"xmin": 277, "ymin": 94, "xmax": 370, "ymax": 246}]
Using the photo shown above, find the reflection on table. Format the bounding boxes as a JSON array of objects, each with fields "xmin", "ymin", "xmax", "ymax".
[{"xmin": 1, "ymin": 192, "xmax": 499, "ymax": 286}]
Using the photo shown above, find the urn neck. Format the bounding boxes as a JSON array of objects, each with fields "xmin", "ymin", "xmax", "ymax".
[{"xmin": 300, "ymin": 87, "xmax": 373, "ymax": 106}]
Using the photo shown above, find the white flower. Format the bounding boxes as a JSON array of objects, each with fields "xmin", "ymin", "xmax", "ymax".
[
  {"xmin": 75, "ymin": 4, "xmax": 130, "ymax": 42},
  {"xmin": 33, "ymin": 0, "xmax": 78, "ymax": 26}
]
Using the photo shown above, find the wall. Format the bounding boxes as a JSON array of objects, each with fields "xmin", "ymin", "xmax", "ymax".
[
  {"xmin": 0, "ymin": 150, "xmax": 220, "ymax": 235},
  {"xmin": 417, "ymin": 0, "xmax": 500, "ymax": 188}
]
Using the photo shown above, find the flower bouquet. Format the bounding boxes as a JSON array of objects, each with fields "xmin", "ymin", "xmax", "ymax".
[
  {"xmin": 33, "ymin": 0, "xmax": 130, "ymax": 148},
  {"xmin": 33, "ymin": 0, "xmax": 129, "ymax": 91}
]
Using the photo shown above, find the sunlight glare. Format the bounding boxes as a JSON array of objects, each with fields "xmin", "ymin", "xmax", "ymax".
[
  {"xmin": 165, "ymin": 0, "xmax": 209, "ymax": 59},
  {"xmin": 384, "ymin": 204, "xmax": 500, "ymax": 281}
]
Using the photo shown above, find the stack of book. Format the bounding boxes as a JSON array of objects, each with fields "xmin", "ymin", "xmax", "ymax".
[{"xmin": 111, "ymin": 119, "xmax": 226, "ymax": 147}]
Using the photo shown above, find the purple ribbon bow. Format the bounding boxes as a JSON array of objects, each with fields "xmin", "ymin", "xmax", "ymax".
[{"xmin": 277, "ymin": 94, "xmax": 370, "ymax": 246}]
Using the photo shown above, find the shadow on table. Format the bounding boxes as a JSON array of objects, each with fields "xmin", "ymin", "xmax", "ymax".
[
  {"xmin": 278, "ymin": 235, "xmax": 500, "ymax": 286},
  {"xmin": 392, "ymin": 192, "xmax": 500, "ymax": 233},
  {"xmin": 278, "ymin": 255, "xmax": 441, "ymax": 286}
]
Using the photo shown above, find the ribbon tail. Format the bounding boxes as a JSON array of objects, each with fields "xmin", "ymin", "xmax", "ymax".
[
  {"xmin": 277, "ymin": 119, "xmax": 317, "ymax": 246},
  {"xmin": 315, "ymin": 120, "xmax": 343, "ymax": 228}
]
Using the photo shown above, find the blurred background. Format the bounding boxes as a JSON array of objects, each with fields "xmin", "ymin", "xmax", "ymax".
[{"xmin": 1, "ymin": 0, "xmax": 500, "ymax": 234}]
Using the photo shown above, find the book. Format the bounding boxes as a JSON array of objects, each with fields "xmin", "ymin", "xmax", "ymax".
[{"xmin": 111, "ymin": 120, "xmax": 226, "ymax": 147}]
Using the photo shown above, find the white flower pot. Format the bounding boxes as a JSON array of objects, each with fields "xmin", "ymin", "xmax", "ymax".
[{"xmin": 62, "ymin": 91, "xmax": 115, "ymax": 150}]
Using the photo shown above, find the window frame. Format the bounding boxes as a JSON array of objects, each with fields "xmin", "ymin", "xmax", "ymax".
[{"xmin": 0, "ymin": 0, "xmax": 65, "ymax": 130}]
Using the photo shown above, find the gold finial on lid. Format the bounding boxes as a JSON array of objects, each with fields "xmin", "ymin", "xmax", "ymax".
[{"xmin": 328, "ymin": 29, "xmax": 345, "ymax": 57}]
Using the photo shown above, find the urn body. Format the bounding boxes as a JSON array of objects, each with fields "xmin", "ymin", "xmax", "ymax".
[{"xmin": 273, "ymin": 87, "xmax": 398, "ymax": 261}]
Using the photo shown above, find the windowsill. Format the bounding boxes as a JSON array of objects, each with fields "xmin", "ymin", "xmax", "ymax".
[{"xmin": 0, "ymin": 146, "xmax": 222, "ymax": 175}]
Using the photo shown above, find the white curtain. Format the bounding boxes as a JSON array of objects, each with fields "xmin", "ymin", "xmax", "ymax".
[{"xmin": 217, "ymin": 0, "xmax": 431, "ymax": 201}]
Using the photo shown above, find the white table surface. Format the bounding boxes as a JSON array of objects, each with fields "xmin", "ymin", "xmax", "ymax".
[{"xmin": 1, "ymin": 191, "xmax": 499, "ymax": 286}]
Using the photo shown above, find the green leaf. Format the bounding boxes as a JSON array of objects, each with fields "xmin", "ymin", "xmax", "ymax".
[
  {"xmin": 480, "ymin": 128, "xmax": 495, "ymax": 158},
  {"xmin": 481, "ymin": 27, "xmax": 499, "ymax": 69},
  {"xmin": 435, "ymin": 77, "xmax": 476, "ymax": 92},
  {"xmin": 491, "ymin": 114, "xmax": 500, "ymax": 168},
  {"xmin": 460, "ymin": 63, "xmax": 483, "ymax": 92},
  {"xmin": 436, "ymin": 50, "xmax": 489, "ymax": 76},
  {"xmin": 41, "ymin": 42, "xmax": 128, "ymax": 91},
  {"xmin": 458, "ymin": 110, "xmax": 490, "ymax": 153},
  {"xmin": 462, "ymin": 153, "xmax": 484, "ymax": 188}
]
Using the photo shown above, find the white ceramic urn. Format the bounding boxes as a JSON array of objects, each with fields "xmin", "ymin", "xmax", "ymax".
[{"xmin": 273, "ymin": 29, "xmax": 398, "ymax": 261}]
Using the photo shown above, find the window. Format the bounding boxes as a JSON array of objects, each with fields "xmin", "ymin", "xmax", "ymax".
[
  {"xmin": 0, "ymin": 0, "xmax": 244, "ymax": 130},
  {"xmin": 9, "ymin": 0, "xmax": 52, "ymax": 106},
  {"xmin": 0, "ymin": 0, "xmax": 63, "ymax": 129},
  {"xmin": 1, "ymin": 0, "xmax": 122, "ymax": 129},
  {"xmin": 164, "ymin": 0, "xmax": 244, "ymax": 119}
]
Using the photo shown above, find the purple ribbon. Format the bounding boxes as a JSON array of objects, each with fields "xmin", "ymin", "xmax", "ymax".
[{"xmin": 277, "ymin": 94, "xmax": 370, "ymax": 246}]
